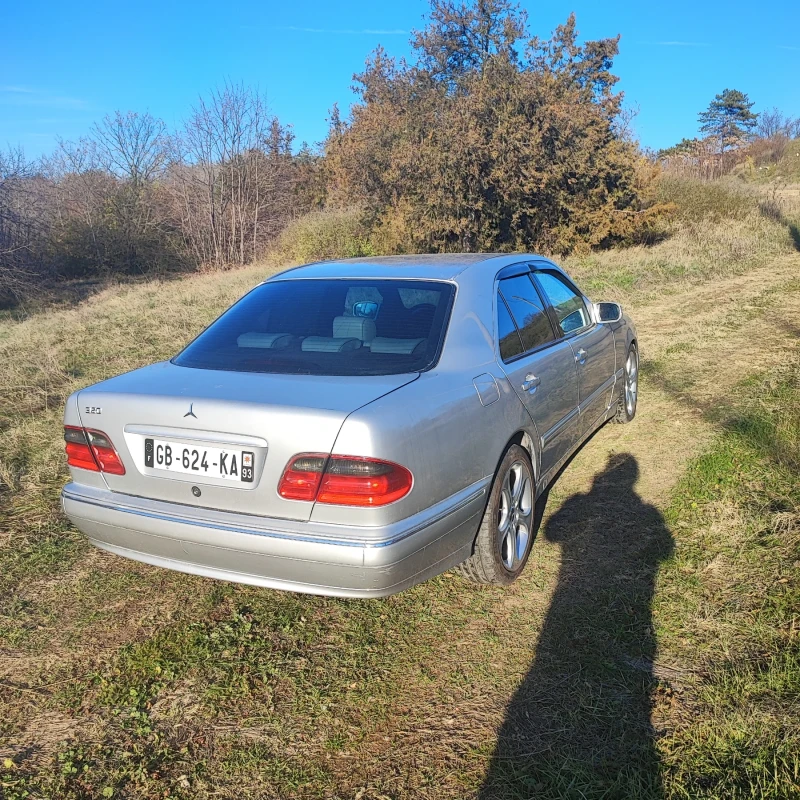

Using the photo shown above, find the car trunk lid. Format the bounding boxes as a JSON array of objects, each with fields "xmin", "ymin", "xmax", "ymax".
[{"xmin": 75, "ymin": 361, "xmax": 417, "ymax": 521}]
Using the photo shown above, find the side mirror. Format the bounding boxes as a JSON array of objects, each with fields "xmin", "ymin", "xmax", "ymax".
[{"xmin": 595, "ymin": 302, "xmax": 623, "ymax": 323}]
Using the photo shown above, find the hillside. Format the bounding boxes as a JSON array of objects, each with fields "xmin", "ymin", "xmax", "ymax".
[{"xmin": 0, "ymin": 179, "xmax": 799, "ymax": 799}]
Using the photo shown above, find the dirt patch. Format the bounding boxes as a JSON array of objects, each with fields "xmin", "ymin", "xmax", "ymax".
[{"xmin": 0, "ymin": 710, "xmax": 87, "ymax": 767}]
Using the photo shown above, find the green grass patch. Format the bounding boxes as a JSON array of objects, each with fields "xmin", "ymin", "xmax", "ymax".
[
  {"xmin": 2, "ymin": 573, "xmax": 505, "ymax": 797},
  {"xmin": 657, "ymin": 365, "xmax": 800, "ymax": 799}
]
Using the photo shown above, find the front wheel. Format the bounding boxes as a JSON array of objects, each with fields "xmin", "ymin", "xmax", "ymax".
[
  {"xmin": 614, "ymin": 343, "xmax": 638, "ymax": 424},
  {"xmin": 457, "ymin": 444, "xmax": 538, "ymax": 585}
]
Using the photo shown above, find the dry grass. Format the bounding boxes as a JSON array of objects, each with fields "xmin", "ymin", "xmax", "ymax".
[
  {"xmin": 1, "ymin": 192, "xmax": 799, "ymax": 798},
  {"xmin": 565, "ymin": 177, "xmax": 800, "ymax": 303}
]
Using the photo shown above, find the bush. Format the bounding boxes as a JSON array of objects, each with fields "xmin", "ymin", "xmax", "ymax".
[
  {"xmin": 325, "ymin": 11, "xmax": 650, "ymax": 256},
  {"xmin": 654, "ymin": 175, "xmax": 757, "ymax": 221},
  {"xmin": 271, "ymin": 207, "xmax": 374, "ymax": 264}
]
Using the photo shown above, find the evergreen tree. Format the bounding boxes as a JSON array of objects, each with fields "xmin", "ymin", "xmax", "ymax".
[
  {"xmin": 657, "ymin": 138, "xmax": 701, "ymax": 159},
  {"xmin": 698, "ymin": 89, "xmax": 758, "ymax": 152},
  {"xmin": 326, "ymin": 2, "xmax": 650, "ymax": 255}
]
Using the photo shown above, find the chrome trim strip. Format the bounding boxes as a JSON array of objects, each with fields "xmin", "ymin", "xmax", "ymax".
[
  {"xmin": 578, "ymin": 374, "xmax": 617, "ymax": 414},
  {"xmin": 541, "ymin": 406, "xmax": 579, "ymax": 448},
  {"xmin": 62, "ymin": 482, "xmax": 487, "ymax": 550},
  {"xmin": 123, "ymin": 425, "xmax": 268, "ymax": 448}
]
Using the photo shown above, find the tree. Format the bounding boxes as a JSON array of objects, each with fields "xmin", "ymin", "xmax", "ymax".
[
  {"xmin": 0, "ymin": 87, "xmax": 309, "ymax": 305},
  {"xmin": 657, "ymin": 138, "xmax": 702, "ymax": 159},
  {"xmin": 755, "ymin": 107, "xmax": 800, "ymax": 140},
  {"xmin": 93, "ymin": 111, "xmax": 172, "ymax": 272},
  {"xmin": 698, "ymin": 89, "xmax": 758, "ymax": 152},
  {"xmin": 0, "ymin": 147, "xmax": 38, "ymax": 300},
  {"xmin": 326, "ymin": 3, "xmax": 649, "ymax": 255},
  {"xmin": 92, "ymin": 111, "xmax": 168, "ymax": 184},
  {"xmin": 411, "ymin": 0, "xmax": 527, "ymax": 83},
  {"xmin": 44, "ymin": 113, "xmax": 179, "ymax": 278},
  {"xmin": 172, "ymin": 82, "xmax": 295, "ymax": 267}
]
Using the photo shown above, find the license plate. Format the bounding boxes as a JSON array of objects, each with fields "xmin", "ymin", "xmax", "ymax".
[{"xmin": 144, "ymin": 438, "xmax": 254, "ymax": 482}]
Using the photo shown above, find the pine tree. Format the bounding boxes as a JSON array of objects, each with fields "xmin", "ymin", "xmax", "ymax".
[{"xmin": 698, "ymin": 89, "xmax": 758, "ymax": 152}]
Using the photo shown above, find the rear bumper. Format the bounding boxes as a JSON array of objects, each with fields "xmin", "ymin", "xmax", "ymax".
[{"xmin": 61, "ymin": 480, "xmax": 488, "ymax": 598}]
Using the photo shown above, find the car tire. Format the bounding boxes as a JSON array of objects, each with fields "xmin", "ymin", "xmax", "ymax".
[
  {"xmin": 614, "ymin": 343, "xmax": 638, "ymax": 424},
  {"xmin": 456, "ymin": 444, "xmax": 540, "ymax": 586}
]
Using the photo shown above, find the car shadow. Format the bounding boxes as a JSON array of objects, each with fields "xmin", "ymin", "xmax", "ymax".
[{"xmin": 479, "ymin": 452, "xmax": 674, "ymax": 798}]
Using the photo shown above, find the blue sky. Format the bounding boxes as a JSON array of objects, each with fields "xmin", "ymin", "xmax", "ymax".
[{"xmin": 2, "ymin": 0, "xmax": 798, "ymax": 159}]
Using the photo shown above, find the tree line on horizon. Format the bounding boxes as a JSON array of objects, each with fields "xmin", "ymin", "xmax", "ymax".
[
  {"xmin": 0, "ymin": 0, "xmax": 797, "ymax": 305},
  {"xmin": 656, "ymin": 89, "xmax": 799, "ymax": 180}
]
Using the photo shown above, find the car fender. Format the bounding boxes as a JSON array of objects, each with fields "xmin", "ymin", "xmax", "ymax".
[{"xmin": 309, "ymin": 368, "xmax": 537, "ymax": 527}]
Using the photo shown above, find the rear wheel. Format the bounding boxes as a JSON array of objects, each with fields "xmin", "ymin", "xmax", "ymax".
[
  {"xmin": 614, "ymin": 343, "xmax": 638, "ymax": 424},
  {"xmin": 457, "ymin": 444, "xmax": 538, "ymax": 585}
]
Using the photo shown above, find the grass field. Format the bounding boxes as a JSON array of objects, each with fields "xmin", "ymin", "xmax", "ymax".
[{"xmin": 1, "ymin": 179, "xmax": 799, "ymax": 799}]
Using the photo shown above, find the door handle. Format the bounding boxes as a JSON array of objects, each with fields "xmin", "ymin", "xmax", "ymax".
[
  {"xmin": 521, "ymin": 373, "xmax": 541, "ymax": 392},
  {"xmin": 575, "ymin": 348, "xmax": 587, "ymax": 364}
]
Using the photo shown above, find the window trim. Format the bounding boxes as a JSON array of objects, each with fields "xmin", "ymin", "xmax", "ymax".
[
  {"xmin": 493, "ymin": 260, "xmax": 599, "ymax": 366},
  {"xmin": 495, "ymin": 269, "xmax": 560, "ymax": 365},
  {"xmin": 496, "ymin": 263, "xmax": 534, "ymax": 281},
  {"xmin": 497, "ymin": 293, "xmax": 525, "ymax": 362}
]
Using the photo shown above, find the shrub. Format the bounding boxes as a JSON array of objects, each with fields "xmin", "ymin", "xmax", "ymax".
[
  {"xmin": 325, "ymin": 9, "xmax": 650, "ymax": 255},
  {"xmin": 271, "ymin": 207, "xmax": 374, "ymax": 265},
  {"xmin": 654, "ymin": 175, "xmax": 757, "ymax": 221}
]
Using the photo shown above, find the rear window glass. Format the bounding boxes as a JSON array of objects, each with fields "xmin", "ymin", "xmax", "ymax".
[{"xmin": 173, "ymin": 279, "xmax": 455, "ymax": 376}]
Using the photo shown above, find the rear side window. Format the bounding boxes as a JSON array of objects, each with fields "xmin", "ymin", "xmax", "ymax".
[
  {"xmin": 498, "ymin": 275, "xmax": 555, "ymax": 355},
  {"xmin": 174, "ymin": 279, "xmax": 455, "ymax": 376},
  {"xmin": 535, "ymin": 271, "xmax": 591, "ymax": 335},
  {"xmin": 497, "ymin": 296, "xmax": 524, "ymax": 361}
]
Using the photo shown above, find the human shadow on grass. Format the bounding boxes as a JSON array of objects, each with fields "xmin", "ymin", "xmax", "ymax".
[{"xmin": 480, "ymin": 452, "xmax": 674, "ymax": 799}]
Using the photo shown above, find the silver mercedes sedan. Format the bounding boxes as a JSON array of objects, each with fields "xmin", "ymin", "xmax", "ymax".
[{"xmin": 62, "ymin": 254, "xmax": 638, "ymax": 597}]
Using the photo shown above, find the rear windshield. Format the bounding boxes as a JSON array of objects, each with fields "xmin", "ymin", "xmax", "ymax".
[{"xmin": 173, "ymin": 279, "xmax": 455, "ymax": 376}]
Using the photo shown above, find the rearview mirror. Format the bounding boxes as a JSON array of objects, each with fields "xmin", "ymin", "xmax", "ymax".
[
  {"xmin": 353, "ymin": 300, "xmax": 380, "ymax": 319},
  {"xmin": 595, "ymin": 302, "xmax": 623, "ymax": 323}
]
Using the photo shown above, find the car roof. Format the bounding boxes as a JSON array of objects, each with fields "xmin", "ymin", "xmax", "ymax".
[{"xmin": 266, "ymin": 253, "xmax": 555, "ymax": 283}]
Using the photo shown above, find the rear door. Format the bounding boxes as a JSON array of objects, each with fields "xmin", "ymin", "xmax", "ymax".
[
  {"xmin": 495, "ymin": 269, "xmax": 580, "ymax": 479},
  {"xmin": 533, "ymin": 269, "xmax": 616, "ymax": 436}
]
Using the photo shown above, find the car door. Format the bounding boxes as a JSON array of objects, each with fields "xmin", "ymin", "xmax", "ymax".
[
  {"xmin": 533, "ymin": 269, "xmax": 617, "ymax": 436},
  {"xmin": 495, "ymin": 269, "xmax": 580, "ymax": 480}
]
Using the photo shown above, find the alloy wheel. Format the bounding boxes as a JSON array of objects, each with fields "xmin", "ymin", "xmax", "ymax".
[
  {"xmin": 497, "ymin": 460, "xmax": 533, "ymax": 571},
  {"xmin": 625, "ymin": 348, "xmax": 638, "ymax": 417}
]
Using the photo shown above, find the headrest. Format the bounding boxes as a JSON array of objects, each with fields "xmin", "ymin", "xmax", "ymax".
[
  {"xmin": 237, "ymin": 332, "xmax": 292, "ymax": 349},
  {"xmin": 301, "ymin": 337, "xmax": 361, "ymax": 353},
  {"xmin": 333, "ymin": 315, "xmax": 376, "ymax": 342},
  {"xmin": 369, "ymin": 337, "xmax": 426, "ymax": 355}
]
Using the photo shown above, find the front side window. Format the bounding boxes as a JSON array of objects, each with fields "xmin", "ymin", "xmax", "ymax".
[
  {"xmin": 173, "ymin": 279, "xmax": 454, "ymax": 376},
  {"xmin": 535, "ymin": 271, "xmax": 591, "ymax": 335},
  {"xmin": 498, "ymin": 275, "xmax": 555, "ymax": 354}
]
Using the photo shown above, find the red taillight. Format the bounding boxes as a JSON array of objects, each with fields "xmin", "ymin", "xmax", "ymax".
[
  {"xmin": 317, "ymin": 457, "xmax": 413, "ymax": 506},
  {"xmin": 277, "ymin": 454, "xmax": 327, "ymax": 501},
  {"xmin": 64, "ymin": 426, "xmax": 99, "ymax": 471},
  {"xmin": 278, "ymin": 454, "xmax": 412, "ymax": 506},
  {"xmin": 64, "ymin": 426, "xmax": 126, "ymax": 475}
]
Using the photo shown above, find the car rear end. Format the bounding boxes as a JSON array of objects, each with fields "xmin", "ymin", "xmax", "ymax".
[{"xmin": 62, "ymin": 274, "xmax": 485, "ymax": 596}]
